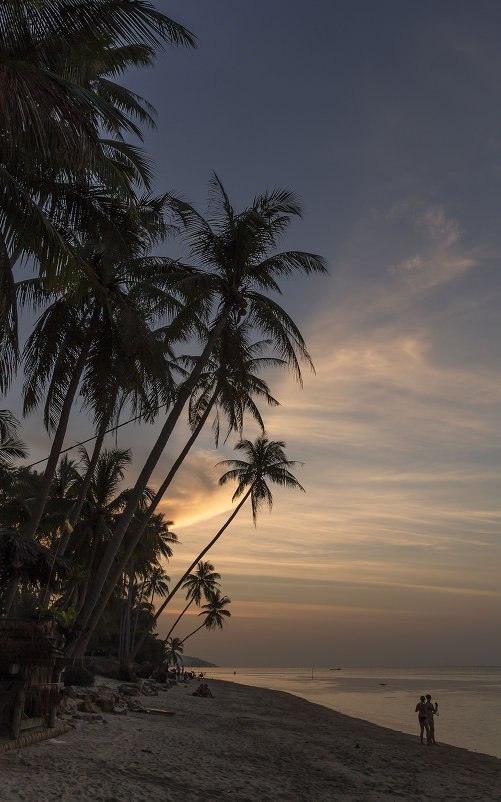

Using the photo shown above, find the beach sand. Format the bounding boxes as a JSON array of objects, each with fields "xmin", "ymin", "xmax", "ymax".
[{"xmin": 0, "ymin": 678, "xmax": 500, "ymax": 801}]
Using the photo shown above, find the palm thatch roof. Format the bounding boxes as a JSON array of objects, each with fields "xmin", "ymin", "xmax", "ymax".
[
  {"xmin": 0, "ymin": 619, "xmax": 56, "ymax": 667},
  {"xmin": 0, "ymin": 529, "xmax": 71, "ymax": 585}
]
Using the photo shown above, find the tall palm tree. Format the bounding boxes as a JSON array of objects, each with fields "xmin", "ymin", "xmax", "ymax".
[
  {"xmin": 0, "ymin": 1, "xmax": 195, "ymax": 366},
  {"xmin": 78, "ymin": 321, "xmax": 282, "ymax": 655},
  {"xmin": 70, "ymin": 177, "xmax": 325, "ymax": 656},
  {"xmin": 130, "ymin": 435, "xmax": 303, "ymax": 658},
  {"xmin": 180, "ymin": 589, "xmax": 231, "ymax": 645},
  {"xmin": 61, "ymin": 330, "xmax": 177, "ymax": 545},
  {"xmin": 164, "ymin": 561, "xmax": 221, "ymax": 643},
  {"xmin": 20, "ymin": 193, "xmax": 177, "ymax": 542}
]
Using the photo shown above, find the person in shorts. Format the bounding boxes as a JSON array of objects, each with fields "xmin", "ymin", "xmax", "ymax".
[{"xmin": 415, "ymin": 695, "xmax": 430, "ymax": 744}]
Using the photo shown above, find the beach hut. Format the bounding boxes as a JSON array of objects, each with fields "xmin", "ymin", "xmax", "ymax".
[
  {"xmin": 0, "ymin": 618, "xmax": 66, "ymax": 742},
  {"xmin": 0, "ymin": 528, "xmax": 70, "ymax": 618}
]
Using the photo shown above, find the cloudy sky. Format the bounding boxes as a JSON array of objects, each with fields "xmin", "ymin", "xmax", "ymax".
[{"xmin": 13, "ymin": 1, "xmax": 501, "ymax": 666}]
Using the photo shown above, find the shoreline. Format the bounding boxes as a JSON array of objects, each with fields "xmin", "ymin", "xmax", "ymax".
[{"xmin": 1, "ymin": 677, "xmax": 500, "ymax": 801}]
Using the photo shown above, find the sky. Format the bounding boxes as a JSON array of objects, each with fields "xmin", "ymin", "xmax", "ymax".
[{"xmin": 9, "ymin": 1, "xmax": 501, "ymax": 666}]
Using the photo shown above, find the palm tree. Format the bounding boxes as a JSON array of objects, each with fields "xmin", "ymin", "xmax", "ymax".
[
  {"xmin": 164, "ymin": 561, "xmax": 221, "ymax": 643},
  {"xmin": 62, "ymin": 447, "xmax": 133, "ymax": 616},
  {"xmin": 0, "ymin": 410, "xmax": 28, "ymax": 468},
  {"xmin": 79, "ymin": 321, "xmax": 282, "ymax": 655},
  {"xmin": 61, "ymin": 332, "xmax": 177, "ymax": 546},
  {"xmin": 165, "ymin": 636, "xmax": 184, "ymax": 668},
  {"xmin": 0, "ymin": 1, "xmax": 195, "ymax": 366},
  {"xmin": 70, "ymin": 177, "xmax": 325, "ymax": 656},
  {"xmin": 180, "ymin": 589, "xmax": 231, "ymax": 645},
  {"xmin": 130, "ymin": 435, "xmax": 304, "ymax": 658},
  {"xmin": 20, "ymin": 193, "xmax": 177, "ymax": 542},
  {"xmin": 72, "ymin": 487, "xmax": 177, "ymax": 661}
]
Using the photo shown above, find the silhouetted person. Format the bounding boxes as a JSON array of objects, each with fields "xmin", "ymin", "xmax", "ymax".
[
  {"xmin": 415, "ymin": 695, "xmax": 430, "ymax": 744},
  {"xmin": 425, "ymin": 694, "xmax": 438, "ymax": 744}
]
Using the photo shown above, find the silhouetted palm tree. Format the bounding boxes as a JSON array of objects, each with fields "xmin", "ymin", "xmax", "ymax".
[
  {"xmin": 0, "ymin": 410, "xmax": 28, "ymax": 468},
  {"xmin": 131, "ymin": 436, "xmax": 303, "ymax": 656},
  {"xmin": 0, "ymin": 1, "xmax": 194, "ymax": 368},
  {"xmin": 87, "ymin": 321, "xmax": 281, "ymax": 657},
  {"xmin": 180, "ymin": 589, "xmax": 231, "ymax": 645},
  {"xmin": 20, "ymin": 193, "xmax": 177, "ymax": 541},
  {"xmin": 71, "ymin": 177, "xmax": 325, "ymax": 657},
  {"xmin": 165, "ymin": 636, "xmax": 184, "ymax": 668},
  {"xmin": 164, "ymin": 561, "xmax": 221, "ymax": 642}
]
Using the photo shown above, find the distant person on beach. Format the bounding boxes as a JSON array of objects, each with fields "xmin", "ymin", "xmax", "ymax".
[
  {"xmin": 415, "ymin": 696, "xmax": 430, "ymax": 744},
  {"xmin": 193, "ymin": 683, "xmax": 213, "ymax": 698},
  {"xmin": 425, "ymin": 694, "xmax": 438, "ymax": 744}
]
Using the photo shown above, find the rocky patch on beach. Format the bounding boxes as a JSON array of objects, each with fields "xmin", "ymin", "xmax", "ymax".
[{"xmin": 59, "ymin": 676, "xmax": 171, "ymax": 724}]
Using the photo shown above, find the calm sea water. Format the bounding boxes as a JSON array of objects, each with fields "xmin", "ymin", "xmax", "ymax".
[{"xmin": 203, "ymin": 666, "xmax": 501, "ymax": 758}]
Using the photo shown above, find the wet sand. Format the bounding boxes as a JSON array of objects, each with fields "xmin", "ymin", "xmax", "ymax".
[{"xmin": 0, "ymin": 678, "xmax": 500, "ymax": 801}]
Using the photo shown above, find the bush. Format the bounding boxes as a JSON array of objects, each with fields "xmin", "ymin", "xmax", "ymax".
[{"xmin": 64, "ymin": 664, "xmax": 95, "ymax": 687}]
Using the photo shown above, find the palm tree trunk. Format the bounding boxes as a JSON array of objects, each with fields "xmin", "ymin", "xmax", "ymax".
[
  {"xmin": 73, "ymin": 385, "xmax": 220, "ymax": 657},
  {"xmin": 125, "ymin": 561, "xmax": 135, "ymax": 659},
  {"xmin": 130, "ymin": 484, "xmax": 253, "ymax": 659},
  {"xmin": 164, "ymin": 598, "xmax": 194, "ymax": 643},
  {"xmin": 22, "ymin": 314, "xmax": 97, "ymax": 541},
  {"xmin": 180, "ymin": 620, "xmax": 207, "ymax": 645},
  {"xmin": 65, "ymin": 316, "xmax": 229, "ymax": 657},
  {"xmin": 61, "ymin": 420, "xmax": 107, "ymax": 552},
  {"xmin": 130, "ymin": 581, "xmax": 146, "ymax": 650}
]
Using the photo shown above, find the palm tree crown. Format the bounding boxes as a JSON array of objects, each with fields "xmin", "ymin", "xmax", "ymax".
[
  {"xmin": 180, "ymin": 588, "xmax": 231, "ymax": 645},
  {"xmin": 169, "ymin": 173, "xmax": 328, "ymax": 383},
  {"xmin": 218, "ymin": 435, "xmax": 305, "ymax": 522}
]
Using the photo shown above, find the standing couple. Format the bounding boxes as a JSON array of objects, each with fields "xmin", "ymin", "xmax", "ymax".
[{"xmin": 415, "ymin": 694, "xmax": 438, "ymax": 744}]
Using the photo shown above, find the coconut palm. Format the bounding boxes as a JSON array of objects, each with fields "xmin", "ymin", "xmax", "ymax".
[
  {"xmin": 180, "ymin": 589, "xmax": 231, "ymax": 645},
  {"xmin": 74, "ymin": 489, "xmax": 177, "ymax": 660},
  {"xmin": 164, "ymin": 561, "xmax": 221, "ymax": 643},
  {"xmin": 0, "ymin": 528, "xmax": 71, "ymax": 617},
  {"xmin": 0, "ymin": 411, "xmax": 28, "ymax": 468},
  {"xmin": 165, "ymin": 636, "xmax": 184, "ymax": 668},
  {"xmin": 20, "ymin": 193, "xmax": 178, "ymax": 542},
  {"xmin": 79, "ymin": 321, "xmax": 282, "ymax": 656},
  {"xmin": 130, "ymin": 435, "xmax": 303, "ymax": 658},
  {"xmin": 0, "ymin": 0, "xmax": 195, "ymax": 366},
  {"xmin": 70, "ymin": 178, "xmax": 325, "ymax": 656},
  {"xmin": 61, "ymin": 332, "xmax": 177, "ymax": 546}
]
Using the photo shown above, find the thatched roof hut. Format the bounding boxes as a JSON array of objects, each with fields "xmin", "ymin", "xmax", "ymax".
[
  {"xmin": 0, "ymin": 529, "xmax": 70, "ymax": 584},
  {"xmin": 0, "ymin": 619, "xmax": 57, "ymax": 670},
  {"xmin": 0, "ymin": 619, "xmax": 65, "ymax": 742}
]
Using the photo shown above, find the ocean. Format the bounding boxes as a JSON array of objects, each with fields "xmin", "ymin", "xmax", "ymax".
[{"xmin": 204, "ymin": 666, "xmax": 501, "ymax": 758}]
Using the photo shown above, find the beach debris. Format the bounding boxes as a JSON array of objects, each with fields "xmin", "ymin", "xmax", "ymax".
[{"xmin": 142, "ymin": 708, "xmax": 175, "ymax": 716}]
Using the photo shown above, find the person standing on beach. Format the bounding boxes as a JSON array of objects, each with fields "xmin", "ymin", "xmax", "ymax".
[
  {"xmin": 415, "ymin": 696, "xmax": 430, "ymax": 744},
  {"xmin": 425, "ymin": 694, "xmax": 438, "ymax": 744}
]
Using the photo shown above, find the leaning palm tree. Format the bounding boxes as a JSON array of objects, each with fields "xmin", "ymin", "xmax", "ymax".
[
  {"xmin": 78, "ymin": 321, "xmax": 282, "ymax": 654},
  {"xmin": 20, "ymin": 192, "xmax": 177, "ymax": 542},
  {"xmin": 69, "ymin": 177, "xmax": 325, "ymax": 657},
  {"xmin": 0, "ymin": 0, "xmax": 195, "ymax": 372},
  {"xmin": 164, "ymin": 561, "xmax": 221, "ymax": 643},
  {"xmin": 180, "ymin": 589, "xmax": 231, "ymax": 646},
  {"xmin": 130, "ymin": 436, "xmax": 304, "ymax": 659}
]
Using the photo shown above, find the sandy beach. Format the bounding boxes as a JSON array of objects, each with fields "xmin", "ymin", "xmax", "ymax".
[{"xmin": 0, "ymin": 678, "xmax": 500, "ymax": 802}]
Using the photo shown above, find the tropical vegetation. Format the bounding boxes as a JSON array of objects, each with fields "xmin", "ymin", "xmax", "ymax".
[{"xmin": 0, "ymin": 1, "xmax": 326, "ymax": 671}]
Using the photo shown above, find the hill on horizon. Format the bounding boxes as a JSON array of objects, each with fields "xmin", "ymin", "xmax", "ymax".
[{"xmin": 182, "ymin": 655, "xmax": 217, "ymax": 668}]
